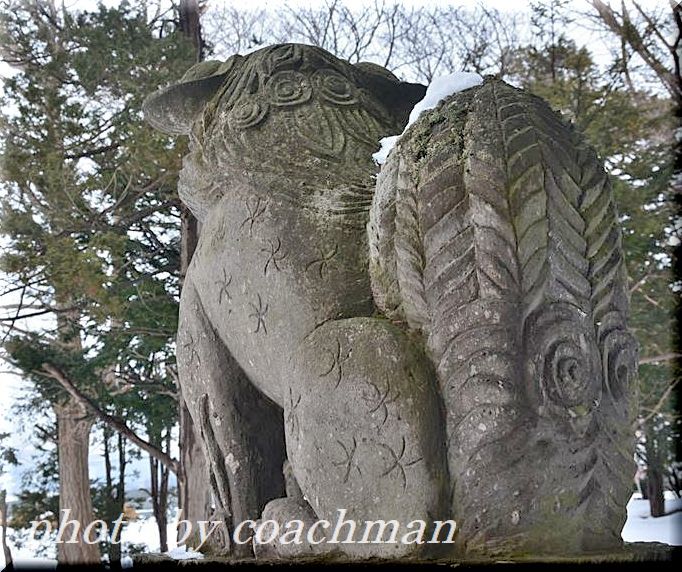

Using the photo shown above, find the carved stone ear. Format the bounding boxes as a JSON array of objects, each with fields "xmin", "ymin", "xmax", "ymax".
[
  {"xmin": 143, "ymin": 57, "xmax": 241, "ymax": 135},
  {"xmin": 354, "ymin": 62, "xmax": 426, "ymax": 129}
]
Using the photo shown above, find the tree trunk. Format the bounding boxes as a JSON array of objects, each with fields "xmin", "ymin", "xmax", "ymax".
[
  {"xmin": 102, "ymin": 427, "xmax": 123, "ymax": 569},
  {"xmin": 178, "ymin": 0, "xmax": 204, "ymax": 63},
  {"xmin": 1, "ymin": 489, "xmax": 13, "ymax": 569},
  {"xmin": 177, "ymin": 1, "xmax": 206, "ymax": 529},
  {"xmin": 157, "ymin": 473, "xmax": 169, "ymax": 552},
  {"xmin": 55, "ymin": 400, "xmax": 99, "ymax": 564},
  {"xmin": 116, "ymin": 432, "xmax": 127, "ymax": 561},
  {"xmin": 644, "ymin": 421, "xmax": 667, "ymax": 518},
  {"xmin": 117, "ymin": 432, "xmax": 126, "ymax": 511},
  {"xmin": 178, "ymin": 399, "xmax": 210, "ymax": 546},
  {"xmin": 175, "ymin": 0, "xmax": 212, "ymax": 547},
  {"xmin": 647, "ymin": 465, "xmax": 666, "ymax": 517},
  {"xmin": 159, "ymin": 431, "xmax": 171, "ymax": 550},
  {"xmin": 149, "ymin": 453, "xmax": 168, "ymax": 553},
  {"xmin": 148, "ymin": 428, "xmax": 173, "ymax": 554}
]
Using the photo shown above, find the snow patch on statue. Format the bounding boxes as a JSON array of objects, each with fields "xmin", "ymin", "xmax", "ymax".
[{"xmin": 372, "ymin": 71, "xmax": 483, "ymax": 165}]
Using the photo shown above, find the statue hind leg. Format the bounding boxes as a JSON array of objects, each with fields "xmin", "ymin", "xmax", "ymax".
[
  {"xmin": 286, "ymin": 317, "xmax": 451, "ymax": 559},
  {"xmin": 177, "ymin": 280, "xmax": 287, "ymax": 556}
]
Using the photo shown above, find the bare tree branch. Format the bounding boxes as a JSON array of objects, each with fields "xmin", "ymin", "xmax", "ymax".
[
  {"xmin": 591, "ymin": 0, "xmax": 680, "ymax": 101},
  {"xmin": 40, "ymin": 363, "xmax": 179, "ymax": 474},
  {"xmin": 1, "ymin": 283, "xmax": 27, "ymax": 344},
  {"xmin": 639, "ymin": 352, "xmax": 681, "ymax": 365},
  {"xmin": 640, "ymin": 377, "xmax": 680, "ymax": 424}
]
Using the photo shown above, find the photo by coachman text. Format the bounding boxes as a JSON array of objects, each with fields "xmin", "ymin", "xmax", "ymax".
[{"xmin": 29, "ymin": 509, "xmax": 457, "ymax": 551}]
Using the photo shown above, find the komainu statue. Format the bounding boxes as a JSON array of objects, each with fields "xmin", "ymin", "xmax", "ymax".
[{"xmin": 144, "ymin": 43, "xmax": 638, "ymax": 560}]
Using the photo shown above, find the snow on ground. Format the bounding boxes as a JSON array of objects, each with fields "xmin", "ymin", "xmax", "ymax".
[
  {"xmin": 0, "ymin": 494, "xmax": 679, "ymax": 568},
  {"xmin": 621, "ymin": 492, "xmax": 682, "ymax": 546},
  {"xmin": 372, "ymin": 71, "xmax": 484, "ymax": 165},
  {"xmin": 118, "ymin": 510, "xmax": 178, "ymax": 552},
  {"xmin": 166, "ymin": 546, "xmax": 205, "ymax": 560},
  {"xmin": 0, "ymin": 509, "xmax": 204, "ymax": 569},
  {"xmin": 10, "ymin": 559, "xmax": 57, "ymax": 570}
]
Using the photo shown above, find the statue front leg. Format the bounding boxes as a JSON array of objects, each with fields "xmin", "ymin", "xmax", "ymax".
[
  {"xmin": 177, "ymin": 280, "xmax": 286, "ymax": 557},
  {"xmin": 286, "ymin": 317, "xmax": 451, "ymax": 559}
]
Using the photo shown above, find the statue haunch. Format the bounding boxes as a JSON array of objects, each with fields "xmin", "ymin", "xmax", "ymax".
[{"xmin": 144, "ymin": 44, "xmax": 638, "ymax": 560}]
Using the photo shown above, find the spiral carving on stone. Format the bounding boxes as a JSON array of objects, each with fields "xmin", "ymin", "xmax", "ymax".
[
  {"xmin": 601, "ymin": 326, "xmax": 637, "ymax": 403},
  {"xmin": 528, "ymin": 305, "xmax": 601, "ymax": 412},
  {"xmin": 228, "ymin": 98, "xmax": 269, "ymax": 130},
  {"xmin": 542, "ymin": 334, "xmax": 598, "ymax": 408},
  {"xmin": 265, "ymin": 70, "xmax": 313, "ymax": 107},
  {"xmin": 312, "ymin": 69, "xmax": 358, "ymax": 106}
]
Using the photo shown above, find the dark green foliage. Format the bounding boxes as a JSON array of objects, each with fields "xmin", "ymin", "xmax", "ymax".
[
  {"xmin": 0, "ymin": 0, "xmax": 193, "ymax": 411},
  {"xmin": 0, "ymin": 431, "xmax": 18, "ymax": 474},
  {"xmin": 8, "ymin": 490, "xmax": 59, "ymax": 530},
  {"xmin": 0, "ymin": 0, "xmax": 195, "ymax": 557}
]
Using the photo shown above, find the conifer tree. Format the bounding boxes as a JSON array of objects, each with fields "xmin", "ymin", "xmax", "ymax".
[{"xmin": 0, "ymin": 0, "xmax": 194, "ymax": 562}]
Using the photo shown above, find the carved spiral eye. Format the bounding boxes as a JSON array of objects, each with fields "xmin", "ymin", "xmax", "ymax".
[
  {"xmin": 544, "ymin": 338, "xmax": 597, "ymax": 407},
  {"xmin": 602, "ymin": 329, "xmax": 638, "ymax": 402},
  {"xmin": 228, "ymin": 99, "xmax": 269, "ymax": 130},
  {"xmin": 265, "ymin": 70, "xmax": 312, "ymax": 107},
  {"xmin": 527, "ymin": 304, "xmax": 602, "ymax": 413},
  {"xmin": 312, "ymin": 69, "xmax": 357, "ymax": 106},
  {"xmin": 558, "ymin": 357, "xmax": 579, "ymax": 388}
]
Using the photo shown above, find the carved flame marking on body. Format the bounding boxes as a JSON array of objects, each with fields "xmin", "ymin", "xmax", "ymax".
[
  {"xmin": 261, "ymin": 237, "xmax": 287, "ymax": 276},
  {"xmin": 215, "ymin": 269, "xmax": 233, "ymax": 304},
  {"xmin": 248, "ymin": 294, "xmax": 269, "ymax": 334},
  {"xmin": 318, "ymin": 338, "xmax": 351, "ymax": 388},
  {"xmin": 240, "ymin": 196, "xmax": 268, "ymax": 236},
  {"xmin": 332, "ymin": 436, "xmax": 362, "ymax": 483},
  {"xmin": 305, "ymin": 244, "xmax": 339, "ymax": 279}
]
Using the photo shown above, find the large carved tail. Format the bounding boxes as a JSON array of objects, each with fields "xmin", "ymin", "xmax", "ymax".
[{"xmin": 368, "ymin": 78, "xmax": 638, "ymax": 555}]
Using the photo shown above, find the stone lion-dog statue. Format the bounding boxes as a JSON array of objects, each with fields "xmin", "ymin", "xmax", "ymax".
[{"xmin": 144, "ymin": 43, "xmax": 637, "ymax": 560}]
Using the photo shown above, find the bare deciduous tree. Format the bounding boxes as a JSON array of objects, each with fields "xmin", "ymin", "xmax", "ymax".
[
  {"xmin": 202, "ymin": 5, "xmax": 270, "ymax": 58},
  {"xmin": 202, "ymin": 1, "xmax": 525, "ymax": 83},
  {"xmin": 591, "ymin": 0, "xmax": 682, "ymax": 102}
]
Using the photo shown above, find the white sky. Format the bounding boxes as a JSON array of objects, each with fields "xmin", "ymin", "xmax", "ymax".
[
  {"xmin": 65, "ymin": 0, "xmax": 668, "ymax": 12},
  {"xmin": 0, "ymin": 0, "xmax": 671, "ymax": 80}
]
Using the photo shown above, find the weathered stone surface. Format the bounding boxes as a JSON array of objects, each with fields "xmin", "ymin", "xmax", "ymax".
[
  {"xmin": 288, "ymin": 317, "xmax": 448, "ymax": 559},
  {"xmin": 144, "ymin": 43, "xmax": 638, "ymax": 561},
  {"xmin": 369, "ymin": 80, "xmax": 638, "ymax": 555},
  {"xmin": 252, "ymin": 498, "xmax": 329, "ymax": 559}
]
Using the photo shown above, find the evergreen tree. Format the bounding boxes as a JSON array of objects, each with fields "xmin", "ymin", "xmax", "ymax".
[
  {"xmin": 0, "ymin": 0, "xmax": 194, "ymax": 562},
  {"xmin": 0, "ymin": 432, "xmax": 17, "ymax": 566}
]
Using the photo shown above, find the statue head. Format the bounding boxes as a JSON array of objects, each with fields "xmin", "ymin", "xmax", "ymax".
[{"xmin": 144, "ymin": 44, "xmax": 425, "ymax": 221}]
